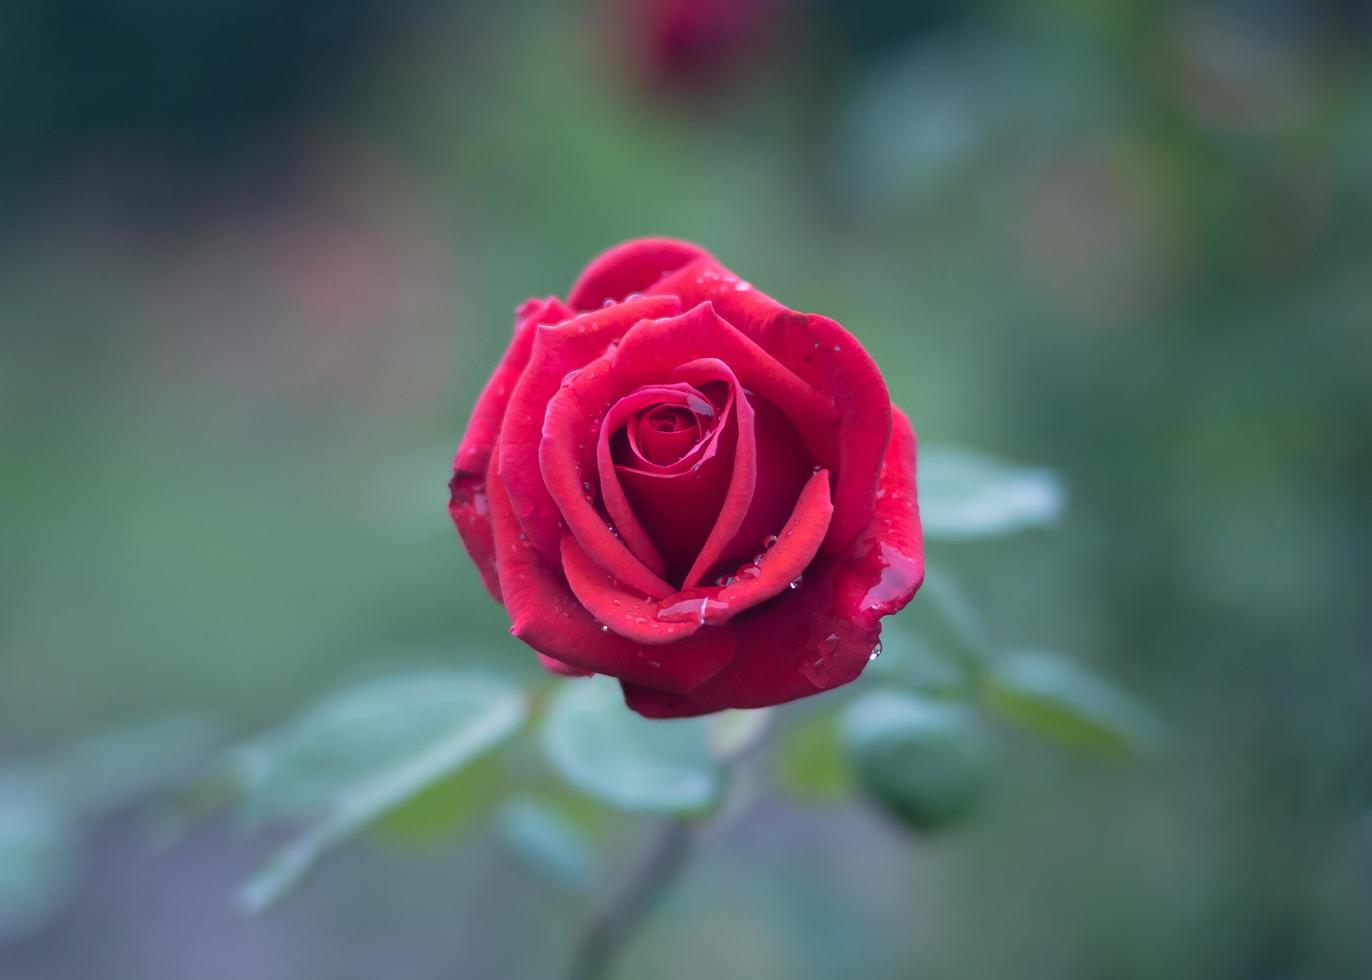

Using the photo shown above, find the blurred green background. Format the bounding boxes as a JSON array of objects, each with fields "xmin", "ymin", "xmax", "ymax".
[{"xmin": 2, "ymin": 0, "xmax": 1370, "ymax": 977}]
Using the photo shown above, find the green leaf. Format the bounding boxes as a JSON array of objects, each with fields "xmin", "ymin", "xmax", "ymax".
[
  {"xmin": 376, "ymin": 753, "xmax": 509, "ymax": 844},
  {"xmin": 841, "ymin": 690, "xmax": 986, "ymax": 831},
  {"xmin": 775, "ymin": 711, "xmax": 850, "ymax": 802},
  {"xmin": 919, "ymin": 445, "xmax": 1065, "ymax": 539},
  {"xmin": 0, "ymin": 774, "xmax": 77, "ymax": 939},
  {"xmin": 494, "ymin": 798, "xmax": 594, "ymax": 894},
  {"xmin": 983, "ymin": 650, "xmax": 1162, "ymax": 759},
  {"xmin": 541, "ymin": 676, "xmax": 720, "ymax": 813},
  {"xmin": 37, "ymin": 713, "xmax": 224, "ymax": 820},
  {"xmin": 236, "ymin": 670, "xmax": 526, "ymax": 913}
]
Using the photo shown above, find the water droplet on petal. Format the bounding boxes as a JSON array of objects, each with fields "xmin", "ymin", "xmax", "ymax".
[
  {"xmin": 788, "ymin": 575, "xmax": 804, "ymax": 590},
  {"xmin": 656, "ymin": 595, "xmax": 730, "ymax": 625},
  {"xmin": 763, "ymin": 534, "xmax": 779, "ymax": 548},
  {"xmin": 685, "ymin": 393, "xmax": 714, "ymax": 417}
]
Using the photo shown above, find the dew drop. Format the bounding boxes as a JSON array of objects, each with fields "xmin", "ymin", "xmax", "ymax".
[
  {"xmin": 599, "ymin": 623, "xmax": 610, "ymax": 633},
  {"xmin": 561, "ymin": 368, "xmax": 582, "ymax": 387},
  {"xmin": 788, "ymin": 575, "xmax": 804, "ymax": 590},
  {"xmin": 685, "ymin": 393, "xmax": 714, "ymax": 417},
  {"xmin": 868, "ymin": 642, "xmax": 883, "ymax": 662},
  {"xmin": 832, "ymin": 345, "xmax": 842, "ymax": 353},
  {"xmin": 657, "ymin": 595, "xmax": 730, "ymax": 625},
  {"xmin": 602, "ymin": 297, "xmax": 616, "ymax": 308},
  {"xmin": 763, "ymin": 534, "xmax": 779, "ymax": 548}
]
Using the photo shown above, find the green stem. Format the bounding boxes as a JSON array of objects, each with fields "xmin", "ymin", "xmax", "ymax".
[{"xmin": 566, "ymin": 816, "xmax": 697, "ymax": 980}]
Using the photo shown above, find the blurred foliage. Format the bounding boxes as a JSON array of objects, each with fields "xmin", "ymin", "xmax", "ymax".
[
  {"xmin": 2, "ymin": 0, "xmax": 1370, "ymax": 976},
  {"xmin": 840, "ymin": 690, "xmax": 988, "ymax": 831}
]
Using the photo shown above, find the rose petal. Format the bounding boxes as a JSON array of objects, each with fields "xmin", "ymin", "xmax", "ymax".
[
  {"xmin": 648, "ymin": 256, "xmax": 893, "ymax": 555},
  {"xmin": 698, "ymin": 467, "xmax": 833, "ymax": 617},
  {"xmin": 538, "ymin": 653, "xmax": 593, "ymax": 677},
  {"xmin": 561, "ymin": 535, "xmax": 707, "ymax": 645},
  {"xmin": 621, "ymin": 408, "xmax": 923, "ymax": 717},
  {"xmin": 754, "ymin": 312, "xmax": 892, "ymax": 555},
  {"xmin": 449, "ymin": 296, "xmax": 572, "ymax": 599},
  {"xmin": 612, "ymin": 302, "xmax": 839, "ymax": 467},
  {"xmin": 634, "ymin": 408, "xmax": 701, "ymax": 463},
  {"xmin": 487, "ymin": 450, "xmax": 735, "ymax": 692},
  {"xmin": 597, "ymin": 383, "xmax": 726, "ymax": 577},
  {"xmin": 685, "ymin": 389, "xmax": 811, "ymax": 585},
  {"xmin": 559, "ymin": 468, "xmax": 830, "ymax": 647},
  {"xmin": 567, "ymin": 238, "xmax": 709, "ymax": 311},
  {"xmin": 500, "ymin": 295, "xmax": 682, "ymax": 563},
  {"xmin": 540, "ymin": 358, "xmax": 677, "ymax": 599}
]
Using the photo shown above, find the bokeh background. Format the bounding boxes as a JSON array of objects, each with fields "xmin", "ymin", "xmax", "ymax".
[{"xmin": 3, "ymin": 0, "xmax": 1370, "ymax": 977}]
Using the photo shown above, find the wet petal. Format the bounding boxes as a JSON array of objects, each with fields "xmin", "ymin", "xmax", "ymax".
[
  {"xmin": 611, "ymin": 302, "xmax": 839, "ymax": 465},
  {"xmin": 754, "ymin": 312, "xmax": 892, "ymax": 555},
  {"xmin": 540, "ymin": 358, "xmax": 677, "ymax": 599},
  {"xmin": 449, "ymin": 296, "xmax": 571, "ymax": 599},
  {"xmin": 567, "ymin": 238, "xmax": 709, "ymax": 310},
  {"xmin": 561, "ymin": 535, "xmax": 707, "ymax": 646},
  {"xmin": 499, "ymin": 295, "xmax": 681, "ymax": 562},
  {"xmin": 648, "ymin": 256, "xmax": 893, "ymax": 555},
  {"xmin": 537, "ymin": 653, "xmax": 592, "ymax": 677},
  {"xmin": 621, "ymin": 408, "xmax": 922, "ymax": 717},
  {"xmin": 596, "ymin": 383, "xmax": 725, "ymax": 577},
  {"xmin": 487, "ymin": 451, "xmax": 734, "ymax": 692}
]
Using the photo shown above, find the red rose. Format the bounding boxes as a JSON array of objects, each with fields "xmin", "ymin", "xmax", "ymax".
[
  {"xmin": 627, "ymin": 0, "xmax": 776, "ymax": 87},
  {"xmin": 448, "ymin": 239, "xmax": 923, "ymax": 717}
]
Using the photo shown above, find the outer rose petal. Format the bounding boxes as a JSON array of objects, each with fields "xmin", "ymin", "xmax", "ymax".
[
  {"xmin": 621, "ymin": 408, "xmax": 923, "ymax": 717},
  {"xmin": 567, "ymin": 238, "xmax": 708, "ymax": 311},
  {"xmin": 537, "ymin": 653, "xmax": 592, "ymax": 677},
  {"xmin": 500, "ymin": 295, "xmax": 682, "ymax": 563},
  {"xmin": 487, "ymin": 450, "xmax": 735, "ymax": 692},
  {"xmin": 449, "ymin": 296, "xmax": 573, "ymax": 599}
]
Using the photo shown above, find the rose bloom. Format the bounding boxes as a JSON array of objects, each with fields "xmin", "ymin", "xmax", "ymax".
[
  {"xmin": 448, "ymin": 239, "xmax": 923, "ymax": 717},
  {"xmin": 627, "ymin": 0, "xmax": 775, "ymax": 87}
]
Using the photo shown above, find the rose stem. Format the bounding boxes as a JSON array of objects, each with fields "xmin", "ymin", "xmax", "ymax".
[{"xmin": 566, "ymin": 815, "xmax": 697, "ymax": 980}]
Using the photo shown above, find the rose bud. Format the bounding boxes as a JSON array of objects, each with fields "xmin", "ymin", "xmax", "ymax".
[
  {"xmin": 448, "ymin": 238, "xmax": 923, "ymax": 717},
  {"xmin": 626, "ymin": 0, "xmax": 776, "ymax": 88}
]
